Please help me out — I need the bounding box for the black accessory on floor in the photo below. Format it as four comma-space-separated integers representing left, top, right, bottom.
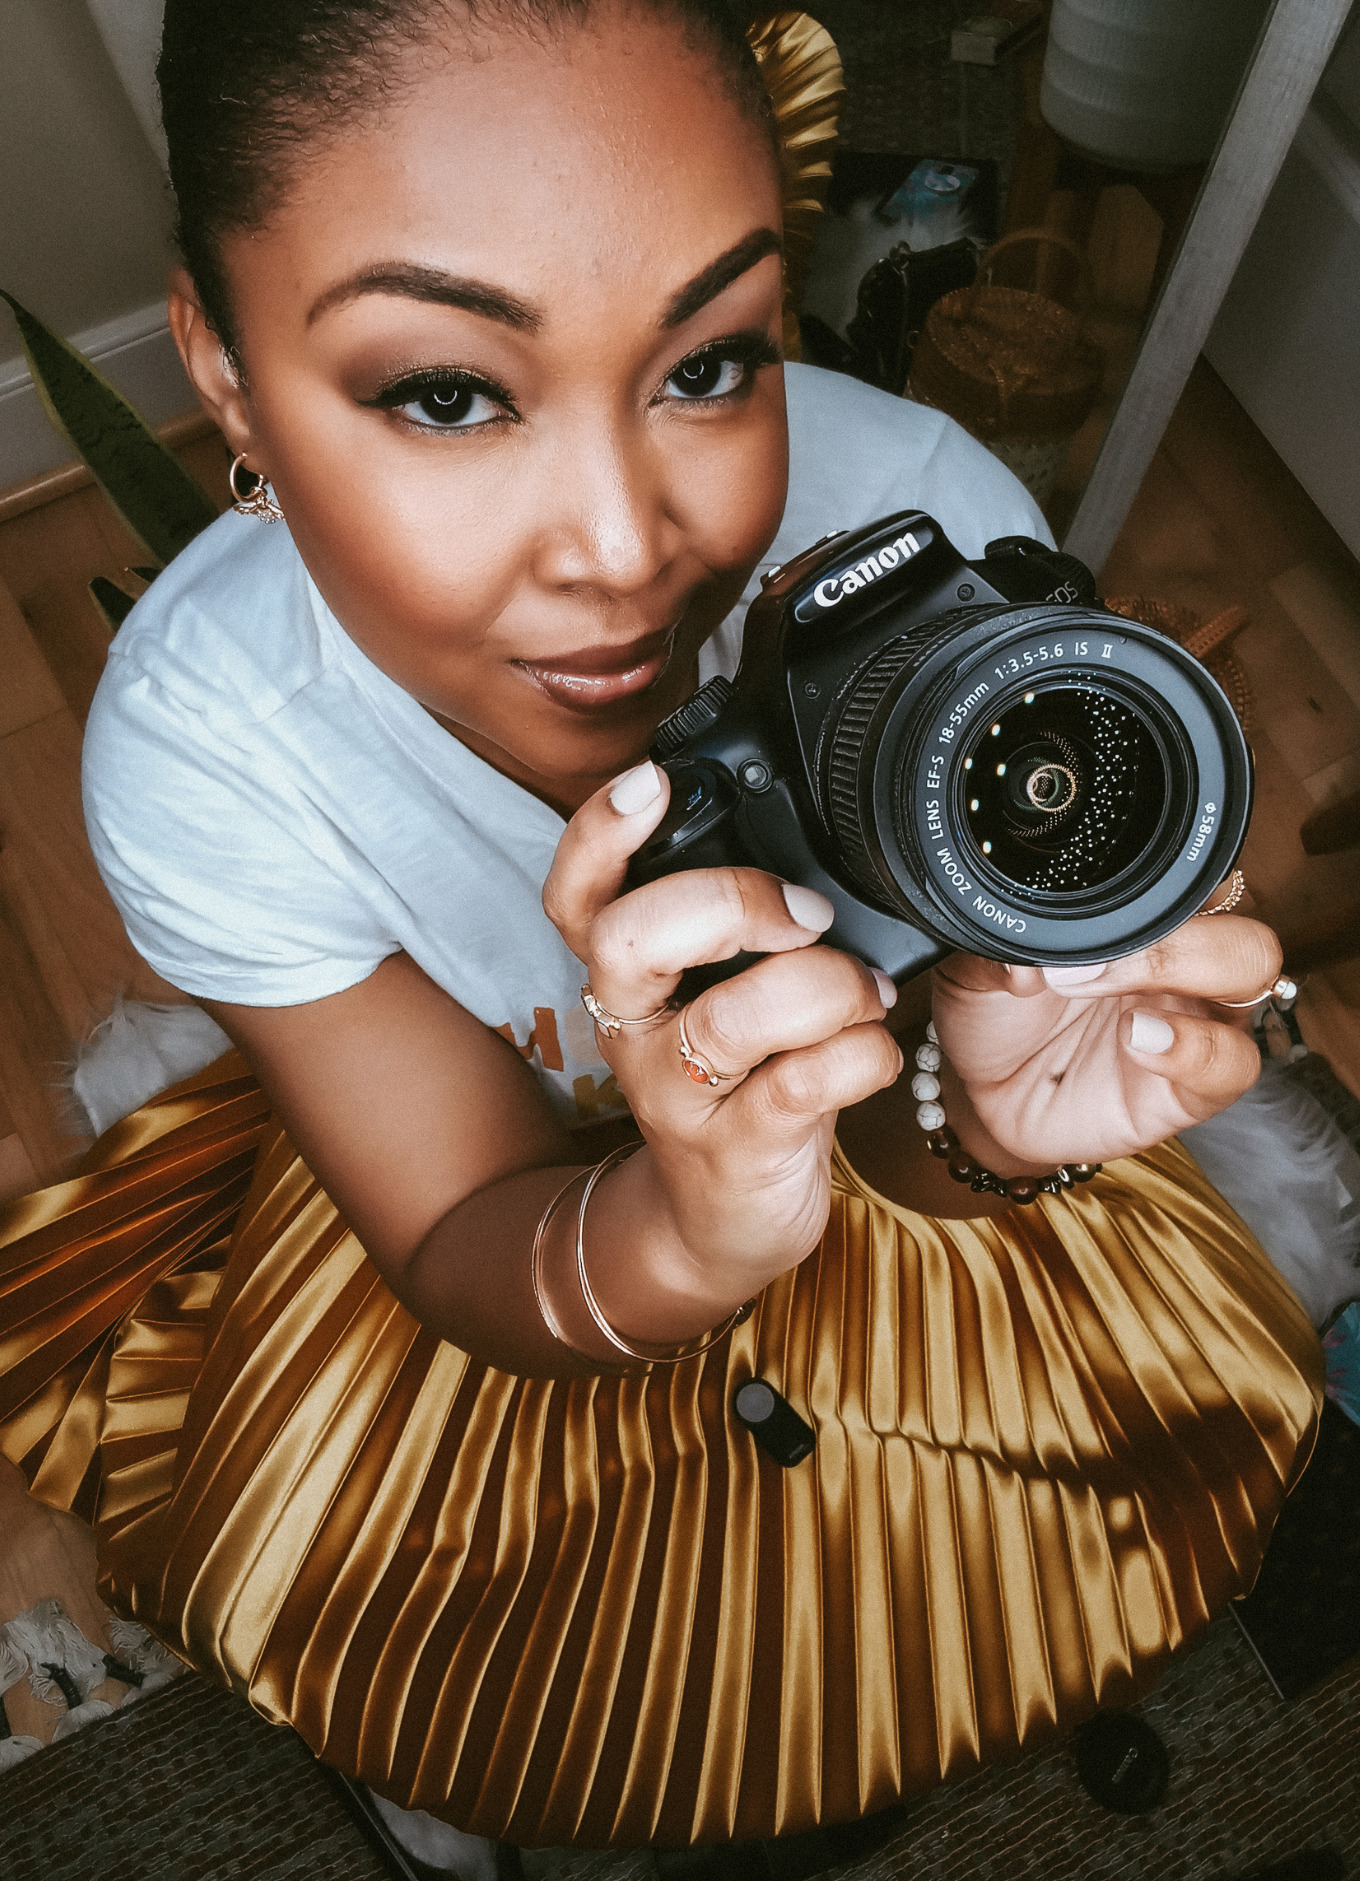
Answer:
844, 236, 980, 396
733, 1380, 816, 1467
1072, 1710, 1170, 1813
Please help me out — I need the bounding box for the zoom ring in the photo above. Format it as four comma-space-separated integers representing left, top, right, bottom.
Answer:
823, 625, 943, 896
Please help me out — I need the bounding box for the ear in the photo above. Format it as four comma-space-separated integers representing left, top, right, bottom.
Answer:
167, 268, 255, 461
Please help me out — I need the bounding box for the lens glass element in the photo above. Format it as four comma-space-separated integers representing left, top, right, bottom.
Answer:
961, 685, 1166, 894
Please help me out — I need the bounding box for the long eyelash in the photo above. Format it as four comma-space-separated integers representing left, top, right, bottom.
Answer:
366, 366, 518, 417
674, 331, 782, 380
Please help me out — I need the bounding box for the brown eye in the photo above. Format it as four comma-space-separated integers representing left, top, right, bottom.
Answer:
660, 334, 779, 404
373, 372, 514, 429
416, 383, 477, 424
669, 355, 727, 397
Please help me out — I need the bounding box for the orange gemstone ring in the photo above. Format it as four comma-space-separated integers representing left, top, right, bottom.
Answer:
677, 1006, 737, 1087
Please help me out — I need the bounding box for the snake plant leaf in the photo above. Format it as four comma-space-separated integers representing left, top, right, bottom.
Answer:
89, 576, 140, 634
2, 291, 217, 565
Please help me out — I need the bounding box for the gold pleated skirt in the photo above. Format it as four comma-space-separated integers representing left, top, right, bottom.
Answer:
0, 1054, 1322, 1846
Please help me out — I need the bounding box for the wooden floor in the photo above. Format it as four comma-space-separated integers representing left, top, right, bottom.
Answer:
0, 421, 233, 1198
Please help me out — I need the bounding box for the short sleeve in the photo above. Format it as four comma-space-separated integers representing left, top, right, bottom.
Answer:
83, 662, 394, 1007
780, 362, 1055, 562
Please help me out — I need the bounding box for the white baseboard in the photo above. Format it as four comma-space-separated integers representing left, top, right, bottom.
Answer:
0, 298, 195, 492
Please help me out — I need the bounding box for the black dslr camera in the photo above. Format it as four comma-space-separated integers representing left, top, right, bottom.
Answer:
628, 512, 1251, 984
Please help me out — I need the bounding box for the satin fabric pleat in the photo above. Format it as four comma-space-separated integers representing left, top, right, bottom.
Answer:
0, 1058, 268, 1511
0, 1053, 1321, 1844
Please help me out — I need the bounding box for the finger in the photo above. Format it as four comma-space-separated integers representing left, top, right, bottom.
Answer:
935, 953, 1050, 999
679, 947, 896, 1080
1037, 916, 1282, 1006
1122, 1007, 1262, 1123
587, 869, 835, 1015
740, 1022, 905, 1137
542, 760, 672, 956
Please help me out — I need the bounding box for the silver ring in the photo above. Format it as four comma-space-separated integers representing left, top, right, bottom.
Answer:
1216, 975, 1298, 1009
580, 984, 671, 1040
677, 1007, 737, 1087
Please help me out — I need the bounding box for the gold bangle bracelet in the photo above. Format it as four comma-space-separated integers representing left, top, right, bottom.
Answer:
529, 1168, 594, 1357
574, 1144, 751, 1365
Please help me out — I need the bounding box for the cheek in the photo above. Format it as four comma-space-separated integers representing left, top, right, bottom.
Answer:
675, 397, 790, 569
268, 430, 528, 658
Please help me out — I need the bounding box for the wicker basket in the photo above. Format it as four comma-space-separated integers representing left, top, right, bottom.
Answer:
1103, 595, 1253, 732
907, 229, 1102, 507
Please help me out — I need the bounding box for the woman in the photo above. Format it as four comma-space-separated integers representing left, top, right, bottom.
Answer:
0, 0, 1320, 1854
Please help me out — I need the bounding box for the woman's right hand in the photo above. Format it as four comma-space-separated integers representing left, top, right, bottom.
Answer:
542, 760, 903, 1343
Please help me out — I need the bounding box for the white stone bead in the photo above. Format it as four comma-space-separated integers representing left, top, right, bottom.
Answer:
916, 1100, 946, 1131
915, 1042, 942, 1072
926, 1019, 939, 1043
910, 1072, 941, 1102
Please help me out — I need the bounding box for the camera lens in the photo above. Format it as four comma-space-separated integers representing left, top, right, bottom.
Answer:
820, 601, 1250, 965
961, 686, 1165, 893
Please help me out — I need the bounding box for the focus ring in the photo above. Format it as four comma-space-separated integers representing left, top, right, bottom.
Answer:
823, 623, 949, 897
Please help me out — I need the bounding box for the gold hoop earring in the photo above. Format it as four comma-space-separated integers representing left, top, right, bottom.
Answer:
229, 453, 284, 523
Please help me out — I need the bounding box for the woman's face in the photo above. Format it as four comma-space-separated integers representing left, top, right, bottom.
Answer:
184, 6, 788, 812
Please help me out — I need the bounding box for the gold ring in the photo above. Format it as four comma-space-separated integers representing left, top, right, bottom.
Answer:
1198, 869, 1247, 916
580, 985, 671, 1040
677, 1007, 737, 1087
1216, 975, 1299, 1009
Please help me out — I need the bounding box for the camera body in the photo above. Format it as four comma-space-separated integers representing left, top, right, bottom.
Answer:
628, 512, 1252, 985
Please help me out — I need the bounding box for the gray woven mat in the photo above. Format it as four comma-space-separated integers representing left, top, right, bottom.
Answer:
0, 1675, 391, 1881
845, 1618, 1359, 1881
523, 1620, 1360, 1881
2, 1615, 1355, 1881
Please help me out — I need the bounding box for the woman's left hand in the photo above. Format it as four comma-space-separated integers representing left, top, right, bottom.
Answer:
931, 911, 1283, 1168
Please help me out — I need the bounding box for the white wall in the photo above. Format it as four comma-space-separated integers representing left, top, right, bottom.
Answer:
1206, 5, 1360, 561
0, 0, 192, 488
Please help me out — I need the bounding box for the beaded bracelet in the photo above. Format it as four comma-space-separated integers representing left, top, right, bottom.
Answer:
911, 1021, 1102, 1204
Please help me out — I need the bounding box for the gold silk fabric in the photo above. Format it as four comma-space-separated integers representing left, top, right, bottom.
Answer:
746, 14, 846, 361
0, 1055, 1322, 1846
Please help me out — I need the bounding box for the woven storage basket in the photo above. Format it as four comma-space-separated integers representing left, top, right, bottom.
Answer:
908, 229, 1102, 508
1104, 595, 1254, 733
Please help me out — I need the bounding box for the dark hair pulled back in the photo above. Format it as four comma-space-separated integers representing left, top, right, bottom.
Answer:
157, 0, 774, 358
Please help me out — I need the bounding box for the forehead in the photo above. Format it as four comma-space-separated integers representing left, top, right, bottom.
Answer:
232, 9, 782, 318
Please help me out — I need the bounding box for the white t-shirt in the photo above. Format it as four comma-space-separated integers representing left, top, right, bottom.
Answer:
83, 363, 1050, 1124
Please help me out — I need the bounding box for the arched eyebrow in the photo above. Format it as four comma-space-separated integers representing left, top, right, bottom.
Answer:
308, 266, 540, 330
661, 227, 783, 329
307, 227, 782, 332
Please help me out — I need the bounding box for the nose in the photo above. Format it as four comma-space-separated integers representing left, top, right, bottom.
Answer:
533, 411, 681, 600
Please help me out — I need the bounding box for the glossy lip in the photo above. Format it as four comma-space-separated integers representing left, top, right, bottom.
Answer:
515, 624, 678, 710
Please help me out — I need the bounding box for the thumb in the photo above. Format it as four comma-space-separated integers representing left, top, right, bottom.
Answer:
542, 760, 671, 953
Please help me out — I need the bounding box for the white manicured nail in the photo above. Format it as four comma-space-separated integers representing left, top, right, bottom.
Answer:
1129, 1011, 1175, 1054
871, 968, 898, 1008
608, 760, 661, 814
1043, 963, 1108, 986
781, 883, 835, 932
